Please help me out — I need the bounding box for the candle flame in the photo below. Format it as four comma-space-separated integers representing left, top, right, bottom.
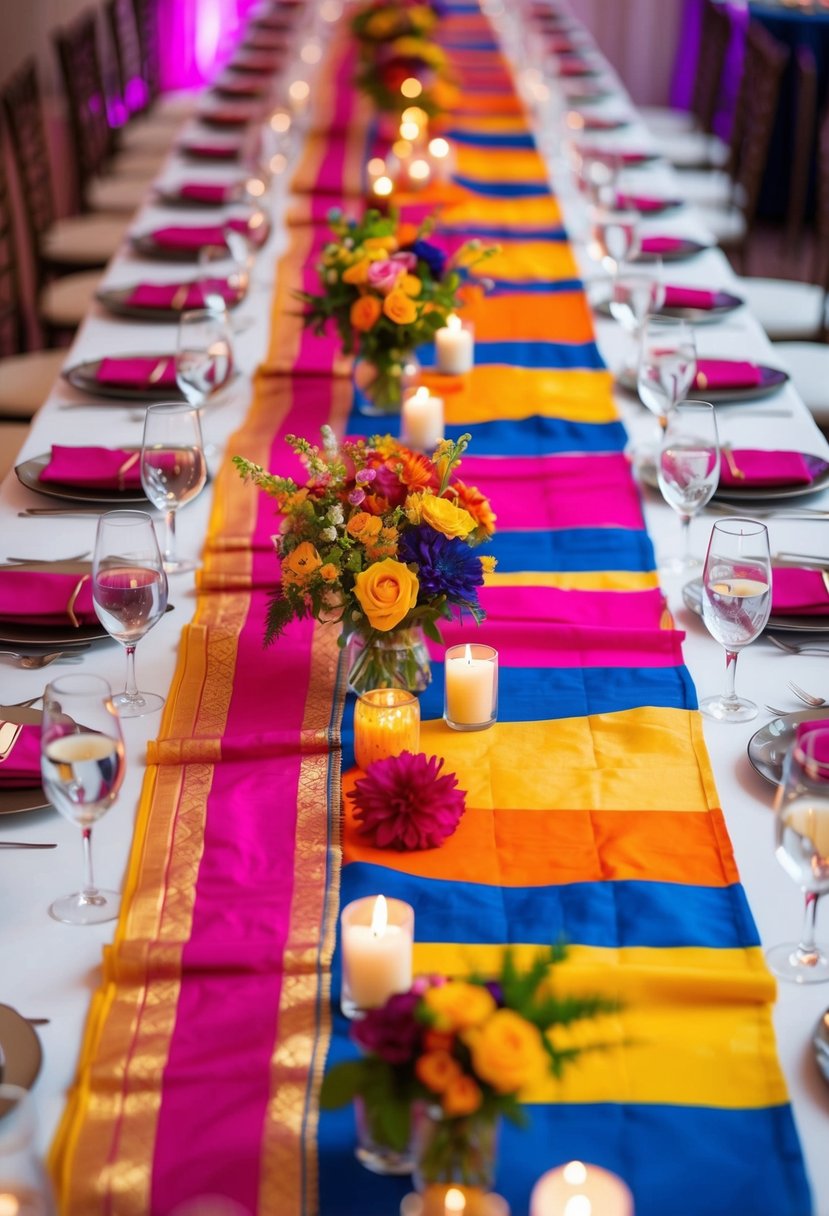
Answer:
464, 643, 473, 665
400, 120, 420, 140
373, 176, 394, 197
370, 894, 388, 937
563, 1161, 588, 1186
447, 313, 462, 333
444, 1189, 466, 1214
409, 158, 431, 182
392, 138, 413, 160
411, 386, 430, 405
400, 76, 423, 98
367, 156, 386, 176
429, 137, 450, 159
288, 79, 310, 103
563, 1197, 592, 1216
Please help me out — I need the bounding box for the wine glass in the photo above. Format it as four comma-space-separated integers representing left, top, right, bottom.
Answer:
768, 725, 829, 984
40, 673, 125, 924
700, 518, 771, 722
609, 262, 661, 370
175, 307, 234, 410
141, 402, 208, 574
637, 317, 697, 427
589, 206, 640, 274
657, 400, 720, 573
0, 1084, 56, 1211
92, 510, 169, 718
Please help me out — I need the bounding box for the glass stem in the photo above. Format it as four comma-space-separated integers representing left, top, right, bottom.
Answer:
165, 509, 177, 566
796, 891, 822, 966
81, 827, 98, 901
125, 644, 139, 702
681, 515, 691, 563
723, 648, 740, 705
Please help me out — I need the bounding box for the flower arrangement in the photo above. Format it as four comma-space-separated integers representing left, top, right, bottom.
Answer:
350, 0, 453, 117
295, 208, 489, 413
232, 429, 496, 690
320, 946, 619, 1186
350, 751, 466, 849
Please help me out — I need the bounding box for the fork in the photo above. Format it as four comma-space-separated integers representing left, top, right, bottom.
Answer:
4, 552, 90, 564
788, 681, 826, 708
0, 650, 86, 668
767, 635, 829, 657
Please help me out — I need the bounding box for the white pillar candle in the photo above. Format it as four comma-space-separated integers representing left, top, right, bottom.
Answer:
444, 643, 498, 731
530, 1162, 634, 1216
435, 315, 474, 375
340, 895, 414, 1017
402, 386, 444, 451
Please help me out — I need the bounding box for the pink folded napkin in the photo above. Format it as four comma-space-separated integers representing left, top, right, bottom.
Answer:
558, 59, 593, 76
0, 723, 41, 789
640, 236, 689, 254
794, 720, 829, 767
0, 569, 96, 627
125, 278, 241, 311
583, 148, 651, 165
663, 285, 717, 310
198, 107, 255, 127
617, 193, 678, 213
39, 445, 142, 490
96, 356, 177, 389
180, 141, 241, 159
146, 218, 267, 252
719, 449, 815, 489
772, 567, 829, 616
178, 183, 237, 204
228, 54, 281, 73
694, 359, 762, 391
217, 76, 271, 93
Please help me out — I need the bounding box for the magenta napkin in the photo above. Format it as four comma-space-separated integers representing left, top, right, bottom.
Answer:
178, 183, 237, 204
663, 285, 717, 310
39, 445, 142, 490
146, 218, 267, 252
772, 567, 829, 616
617, 194, 678, 213
794, 721, 829, 767
180, 141, 241, 159
217, 75, 271, 93
228, 53, 281, 73
96, 356, 177, 389
0, 569, 96, 627
694, 359, 762, 391
558, 59, 593, 76
125, 278, 241, 311
583, 148, 651, 165
0, 723, 41, 789
719, 449, 815, 489
640, 236, 688, 254
198, 107, 255, 127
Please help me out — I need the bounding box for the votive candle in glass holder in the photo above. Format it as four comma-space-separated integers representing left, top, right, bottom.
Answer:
401, 1187, 510, 1215
341, 894, 414, 1018
530, 1161, 634, 1216
435, 314, 474, 375
401, 386, 444, 452
444, 644, 498, 731
354, 688, 420, 770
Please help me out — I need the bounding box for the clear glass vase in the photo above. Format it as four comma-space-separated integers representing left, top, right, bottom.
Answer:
346, 624, 432, 694
354, 1096, 416, 1176
353, 351, 421, 416
413, 1105, 500, 1194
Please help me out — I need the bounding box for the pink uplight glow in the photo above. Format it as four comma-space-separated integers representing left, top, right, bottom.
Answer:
158, 0, 259, 89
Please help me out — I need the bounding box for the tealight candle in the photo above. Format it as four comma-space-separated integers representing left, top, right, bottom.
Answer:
341, 894, 414, 1018
400, 1186, 511, 1215
402, 386, 444, 451
354, 688, 420, 770
435, 315, 474, 375
444, 644, 498, 731
530, 1162, 634, 1216
366, 156, 388, 192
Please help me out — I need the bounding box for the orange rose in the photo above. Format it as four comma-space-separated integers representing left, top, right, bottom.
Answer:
383, 290, 417, 325
350, 295, 382, 332
400, 274, 422, 298
319, 563, 339, 582
342, 258, 372, 285
281, 541, 322, 587
450, 480, 497, 538
346, 511, 383, 543
443, 1075, 483, 1117
464, 1010, 548, 1095
353, 558, 419, 631
415, 1050, 461, 1094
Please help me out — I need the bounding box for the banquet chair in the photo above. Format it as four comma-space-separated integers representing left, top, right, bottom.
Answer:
53, 11, 165, 216
640, 0, 730, 138
0, 62, 119, 342
783, 46, 818, 256
104, 0, 188, 151
0, 423, 30, 481
131, 0, 199, 123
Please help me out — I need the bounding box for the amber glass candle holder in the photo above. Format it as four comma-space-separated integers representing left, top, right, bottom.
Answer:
354, 688, 420, 770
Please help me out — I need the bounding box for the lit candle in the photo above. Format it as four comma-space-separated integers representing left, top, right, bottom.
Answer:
340, 894, 414, 1018
372, 174, 394, 200
366, 156, 387, 192
444, 643, 498, 731
402, 386, 444, 451
354, 688, 420, 770
428, 136, 454, 181
408, 157, 432, 189
400, 1187, 510, 1216
530, 1162, 634, 1216
435, 315, 474, 375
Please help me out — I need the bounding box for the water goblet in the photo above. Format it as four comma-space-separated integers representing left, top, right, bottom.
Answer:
656, 400, 720, 573
197, 242, 246, 318
40, 673, 126, 924
589, 206, 640, 274
609, 262, 660, 370
0, 1083, 56, 1212
92, 510, 169, 718
637, 317, 697, 428
700, 517, 771, 722
175, 307, 234, 456
768, 725, 829, 983
141, 402, 208, 574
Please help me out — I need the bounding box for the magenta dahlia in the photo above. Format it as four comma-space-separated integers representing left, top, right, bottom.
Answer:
349, 751, 466, 850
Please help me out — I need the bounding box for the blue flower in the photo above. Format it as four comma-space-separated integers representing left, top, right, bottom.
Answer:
405, 239, 446, 281
399, 525, 483, 609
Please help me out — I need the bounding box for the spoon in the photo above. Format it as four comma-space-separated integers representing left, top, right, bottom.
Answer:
815, 1008, 829, 1085
767, 636, 829, 657
0, 650, 86, 668
788, 681, 826, 708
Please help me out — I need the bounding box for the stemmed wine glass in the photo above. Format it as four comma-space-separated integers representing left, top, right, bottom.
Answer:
92, 510, 169, 718
589, 207, 640, 274
609, 261, 663, 371
657, 400, 720, 573
141, 402, 208, 574
637, 318, 697, 427
700, 517, 772, 722
40, 673, 125, 924
176, 307, 234, 408
768, 725, 829, 983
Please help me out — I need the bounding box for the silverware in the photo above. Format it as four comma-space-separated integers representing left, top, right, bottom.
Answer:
0, 842, 57, 849
721, 445, 745, 481
788, 681, 826, 707
0, 650, 86, 668
17, 508, 112, 518
773, 552, 829, 568
815, 1009, 829, 1085
767, 635, 829, 657
727, 409, 794, 419
706, 502, 829, 519
4, 552, 90, 564
765, 704, 789, 716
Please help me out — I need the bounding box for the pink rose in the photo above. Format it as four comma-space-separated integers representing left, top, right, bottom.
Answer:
366, 259, 404, 295
391, 251, 417, 272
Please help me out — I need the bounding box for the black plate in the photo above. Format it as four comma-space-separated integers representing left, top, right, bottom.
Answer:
62, 355, 183, 402
617, 197, 684, 217
0, 707, 49, 816
154, 183, 244, 207
616, 363, 789, 403
15, 451, 148, 505
748, 708, 829, 786
636, 239, 711, 263
96, 283, 245, 322
225, 57, 281, 76
178, 142, 242, 161
714, 455, 829, 503
658, 289, 744, 323
131, 217, 270, 262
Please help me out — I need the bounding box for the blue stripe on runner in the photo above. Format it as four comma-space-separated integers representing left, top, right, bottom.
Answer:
486, 527, 655, 573
344, 410, 628, 455
417, 339, 605, 370
447, 129, 537, 149
452, 175, 550, 197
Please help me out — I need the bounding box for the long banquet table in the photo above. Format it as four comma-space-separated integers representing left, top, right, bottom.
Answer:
0, 2, 827, 1213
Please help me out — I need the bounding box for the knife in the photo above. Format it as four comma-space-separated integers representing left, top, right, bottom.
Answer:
0, 842, 58, 849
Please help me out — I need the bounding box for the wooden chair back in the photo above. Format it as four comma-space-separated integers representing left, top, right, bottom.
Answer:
131, 0, 161, 109
0, 60, 57, 281
53, 11, 113, 211
732, 22, 789, 240
0, 124, 25, 357
785, 45, 818, 256
105, 0, 149, 117
691, 1, 732, 135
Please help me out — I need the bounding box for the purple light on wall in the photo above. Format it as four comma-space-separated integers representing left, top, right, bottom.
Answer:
157, 0, 249, 89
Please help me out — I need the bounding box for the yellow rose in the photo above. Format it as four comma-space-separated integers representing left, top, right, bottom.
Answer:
421, 494, 475, 540
350, 295, 382, 333
353, 558, 419, 631
363, 235, 398, 252
443, 1075, 483, 1117
342, 259, 372, 285
383, 290, 418, 325
346, 511, 383, 543
464, 1010, 548, 1095
415, 1050, 461, 1095
423, 982, 496, 1033
400, 274, 422, 298
281, 541, 322, 587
